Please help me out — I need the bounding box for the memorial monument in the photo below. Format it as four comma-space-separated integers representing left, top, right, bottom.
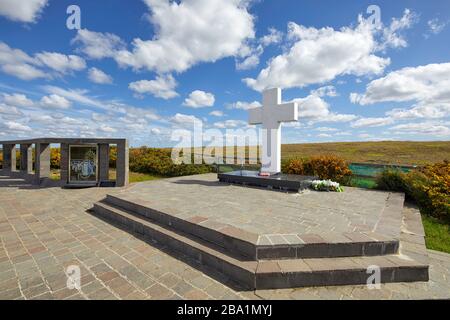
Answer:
218, 88, 316, 191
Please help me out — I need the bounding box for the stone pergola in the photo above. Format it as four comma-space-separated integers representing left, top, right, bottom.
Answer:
0, 138, 129, 187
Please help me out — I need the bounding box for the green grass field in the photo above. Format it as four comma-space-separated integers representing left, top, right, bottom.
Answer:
422, 216, 450, 254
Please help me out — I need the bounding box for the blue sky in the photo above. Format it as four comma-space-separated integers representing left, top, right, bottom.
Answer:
0, 0, 449, 147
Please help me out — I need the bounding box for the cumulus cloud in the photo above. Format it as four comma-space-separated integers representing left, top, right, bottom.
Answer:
72, 29, 126, 59
0, 42, 86, 80
170, 113, 202, 126
377, 9, 418, 51
35, 52, 86, 73
390, 122, 450, 136
0, 0, 48, 23
226, 101, 261, 110
350, 117, 394, 128
209, 110, 224, 117
4, 120, 32, 132
350, 62, 450, 120
236, 27, 283, 70
2, 93, 34, 107
291, 94, 356, 123
88, 67, 113, 84
128, 74, 178, 99
244, 19, 390, 91
183, 90, 215, 108
40, 94, 72, 109
0, 42, 46, 80
74, 0, 254, 74
213, 119, 247, 129
310, 85, 338, 97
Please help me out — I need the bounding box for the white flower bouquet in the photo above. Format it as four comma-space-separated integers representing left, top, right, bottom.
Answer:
311, 179, 344, 192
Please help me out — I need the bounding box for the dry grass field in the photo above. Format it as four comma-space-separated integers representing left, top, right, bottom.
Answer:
281, 141, 450, 165
187, 140, 449, 166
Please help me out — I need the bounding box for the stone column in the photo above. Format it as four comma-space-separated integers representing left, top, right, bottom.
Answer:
35, 143, 50, 184
116, 140, 129, 187
3, 144, 16, 172
20, 144, 33, 174
98, 143, 110, 182
60, 143, 69, 183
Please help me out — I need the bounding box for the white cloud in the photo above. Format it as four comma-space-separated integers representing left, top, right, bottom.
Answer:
427, 18, 448, 35
88, 67, 113, 84
317, 133, 332, 138
151, 128, 161, 135
72, 29, 126, 59
310, 85, 337, 97
112, 0, 255, 73
351, 62, 450, 120
183, 90, 215, 108
40, 94, 72, 109
0, 42, 87, 80
236, 27, 282, 70
0, 42, 46, 80
226, 101, 261, 110
35, 52, 86, 73
0, 103, 23, 116
209, 110, 224, 117
378, 9, 418, 51
214, 119, 247, 129
170, 113, 202, 126
244, 19, 390, 91
4, 120, 31, 132
128, 74, 178, 99
390, 122, 450, 136
99, 125, 117, 133
42, 85, 105, 109
350, 117, 394, 128
316, 127, 338, 132
2, 93, 34, 107
0, 0, 48, 23
260, 27, 283, 46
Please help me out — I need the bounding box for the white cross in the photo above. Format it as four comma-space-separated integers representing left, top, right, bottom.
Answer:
248, 88, 298, 174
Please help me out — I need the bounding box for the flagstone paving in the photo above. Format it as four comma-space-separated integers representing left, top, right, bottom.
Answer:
0, 173, 449, 300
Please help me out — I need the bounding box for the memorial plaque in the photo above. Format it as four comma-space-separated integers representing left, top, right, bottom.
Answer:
69, 145, 97, 183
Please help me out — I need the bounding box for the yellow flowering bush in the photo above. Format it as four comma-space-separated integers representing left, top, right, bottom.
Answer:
282, 154, 353, 183
377, 160, 450, 220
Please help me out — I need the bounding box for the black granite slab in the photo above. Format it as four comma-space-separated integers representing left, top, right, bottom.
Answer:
218, 170, 317, 192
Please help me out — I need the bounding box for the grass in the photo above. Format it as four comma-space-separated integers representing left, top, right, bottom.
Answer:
348, 176, 378, 189
128, 171, 161, 183
422, 215, 450, 254
281, 141, 450, 166
184, 141, 449, 166
48, 169, 161, 184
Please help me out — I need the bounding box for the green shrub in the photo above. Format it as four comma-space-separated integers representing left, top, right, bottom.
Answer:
376, 161, 450, 221
375, 169, 406, 192
129, 147, 213, 177
282, 154, 352, 183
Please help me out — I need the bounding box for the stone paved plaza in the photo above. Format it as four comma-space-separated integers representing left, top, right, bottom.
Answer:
0, 173, 449, 300
115, 174, 391, 236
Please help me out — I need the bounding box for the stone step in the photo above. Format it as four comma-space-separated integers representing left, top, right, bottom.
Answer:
93, 201, 257, 288
92, 201, 428, 289
102, 194, 400, 260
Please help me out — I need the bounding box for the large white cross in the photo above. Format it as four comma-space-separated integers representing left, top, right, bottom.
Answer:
248, 88, 298, 174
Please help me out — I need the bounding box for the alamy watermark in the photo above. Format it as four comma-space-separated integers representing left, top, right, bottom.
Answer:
66, 265, 81, 290
366, 265, 381, 289
66, 5, 81, 30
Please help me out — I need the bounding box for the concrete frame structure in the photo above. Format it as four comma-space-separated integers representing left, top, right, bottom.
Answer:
0, 138, 128, 187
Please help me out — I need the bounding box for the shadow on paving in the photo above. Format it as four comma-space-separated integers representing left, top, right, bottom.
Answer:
87, 208, 251, 292
171, 179, 229, 187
